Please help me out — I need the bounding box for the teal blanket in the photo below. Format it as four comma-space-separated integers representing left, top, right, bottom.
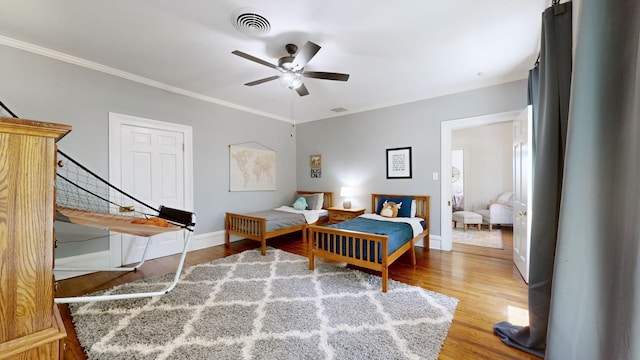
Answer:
325, 217, 417, 262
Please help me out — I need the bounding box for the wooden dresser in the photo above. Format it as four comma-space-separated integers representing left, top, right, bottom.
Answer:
0, 117, 71, 359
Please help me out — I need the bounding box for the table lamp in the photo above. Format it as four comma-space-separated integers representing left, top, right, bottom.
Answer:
340, 186, 354, 209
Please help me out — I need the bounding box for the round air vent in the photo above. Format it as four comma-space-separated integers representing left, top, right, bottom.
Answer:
232, 8, 270, 36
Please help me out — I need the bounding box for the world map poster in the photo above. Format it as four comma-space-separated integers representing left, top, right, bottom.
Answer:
229, 144, 276, 191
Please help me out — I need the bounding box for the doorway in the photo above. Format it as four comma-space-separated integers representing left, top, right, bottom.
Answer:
440, 110, 520, 253
108, 113, 193, 267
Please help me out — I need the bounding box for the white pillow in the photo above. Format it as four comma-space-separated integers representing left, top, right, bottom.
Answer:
411, 200, 416, 217
297, 192, 324, 210
497, 192, 514, 203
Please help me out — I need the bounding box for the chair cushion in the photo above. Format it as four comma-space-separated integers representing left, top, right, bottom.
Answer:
473, 209, 490, 223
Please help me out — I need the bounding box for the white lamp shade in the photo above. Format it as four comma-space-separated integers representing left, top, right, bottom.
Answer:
340, 186, 354, 209
340, 186, 354, 197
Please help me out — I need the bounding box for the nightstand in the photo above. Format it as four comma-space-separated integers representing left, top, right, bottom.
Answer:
327, 207, 365, 224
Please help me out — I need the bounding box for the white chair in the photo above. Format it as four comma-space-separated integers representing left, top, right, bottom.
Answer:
472, 192, 514, 231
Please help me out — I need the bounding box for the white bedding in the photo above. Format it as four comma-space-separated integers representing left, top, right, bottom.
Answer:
273, 206, 328, 224
358, 213, 425, 237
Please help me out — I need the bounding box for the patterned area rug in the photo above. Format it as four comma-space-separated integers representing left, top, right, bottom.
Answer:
69, 248, 458, 360
452, 227, 503, 249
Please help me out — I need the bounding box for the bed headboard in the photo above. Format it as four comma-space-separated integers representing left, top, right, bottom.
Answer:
370, 194, 430, 223
297, 191, 334, 209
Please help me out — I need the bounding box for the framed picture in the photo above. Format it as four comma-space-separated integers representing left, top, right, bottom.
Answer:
310, 154, 322, 168
386, 147, 412, 179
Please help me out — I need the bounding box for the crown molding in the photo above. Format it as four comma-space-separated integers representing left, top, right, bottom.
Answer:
0, 35, 288, 122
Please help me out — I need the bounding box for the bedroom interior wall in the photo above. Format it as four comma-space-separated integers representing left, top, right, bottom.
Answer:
0, 44, 297, 258
296, 79, 528, 240
452, 121, 514, 211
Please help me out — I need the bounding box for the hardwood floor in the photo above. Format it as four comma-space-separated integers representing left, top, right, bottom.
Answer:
56, 228, 536, 359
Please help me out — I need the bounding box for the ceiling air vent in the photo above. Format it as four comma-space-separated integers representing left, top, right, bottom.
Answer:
232, 8, 270, 36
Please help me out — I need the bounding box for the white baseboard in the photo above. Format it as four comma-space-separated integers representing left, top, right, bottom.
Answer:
54, 231, 227, 281
54, 250, 110, 280
54, 231, 445, 281
429, 235, 442, 250
191, 230, 445, 251
190, 230, 226, 251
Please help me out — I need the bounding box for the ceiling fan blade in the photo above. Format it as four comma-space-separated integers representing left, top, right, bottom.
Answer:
302, 71, 350, 81
232, 50, 277, 69
296, 83, 309, 96
291, 41, 321, 71
244, 75, 279, 86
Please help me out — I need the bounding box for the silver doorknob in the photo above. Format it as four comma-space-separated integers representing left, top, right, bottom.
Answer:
518, 210, 527, 216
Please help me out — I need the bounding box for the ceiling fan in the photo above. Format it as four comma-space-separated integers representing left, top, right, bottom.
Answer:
232, 41, 350, 97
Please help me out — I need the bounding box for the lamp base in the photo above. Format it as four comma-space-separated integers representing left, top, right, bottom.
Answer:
343, 200, 351, 209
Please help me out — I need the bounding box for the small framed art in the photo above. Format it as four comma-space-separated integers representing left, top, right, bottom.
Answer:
310, 154, 322, 168
310, 154, 322, 178
386, 147, 412, 179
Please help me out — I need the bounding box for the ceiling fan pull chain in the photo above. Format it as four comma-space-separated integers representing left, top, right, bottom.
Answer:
290, 92, 295, 138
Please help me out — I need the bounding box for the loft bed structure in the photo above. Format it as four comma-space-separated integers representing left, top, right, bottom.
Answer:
53, 150, 196, 303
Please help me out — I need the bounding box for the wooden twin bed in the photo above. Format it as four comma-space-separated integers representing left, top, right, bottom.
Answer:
225, 191, 333, 255
307, 194, 430, 292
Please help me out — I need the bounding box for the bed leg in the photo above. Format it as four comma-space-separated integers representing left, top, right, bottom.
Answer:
382, 266, 389, 293
410, 245, 417, 266
308, 231, 315, 270
261, 241, 266, 256
224, 215, 230, 248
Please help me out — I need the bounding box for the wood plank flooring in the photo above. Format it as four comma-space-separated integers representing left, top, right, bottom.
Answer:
56, 228, 536, 359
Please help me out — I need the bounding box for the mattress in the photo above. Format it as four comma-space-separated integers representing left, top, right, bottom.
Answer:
247, 209, 328, 232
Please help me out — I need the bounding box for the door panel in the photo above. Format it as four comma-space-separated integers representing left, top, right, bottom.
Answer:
513, 106, 532, 283
120, 124, 185, 264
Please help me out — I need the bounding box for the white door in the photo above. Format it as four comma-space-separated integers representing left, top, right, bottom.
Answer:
513, 106, 532, 283
120, 124, 185, 264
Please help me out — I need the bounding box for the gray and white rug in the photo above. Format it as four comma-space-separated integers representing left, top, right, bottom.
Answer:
70, 248, 458, 360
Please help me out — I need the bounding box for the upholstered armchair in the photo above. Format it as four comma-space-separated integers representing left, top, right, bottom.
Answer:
472, 192, 514, 231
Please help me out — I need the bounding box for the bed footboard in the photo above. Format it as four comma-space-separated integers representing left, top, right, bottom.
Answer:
225, 212, 268, 254
308, 224, 417, 292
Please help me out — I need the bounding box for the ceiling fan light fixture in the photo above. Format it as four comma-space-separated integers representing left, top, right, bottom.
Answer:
280, 72, 303, 90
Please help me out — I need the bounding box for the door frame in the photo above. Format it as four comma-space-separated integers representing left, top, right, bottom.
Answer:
108, 112, 194, 267
440, 110, 521, 251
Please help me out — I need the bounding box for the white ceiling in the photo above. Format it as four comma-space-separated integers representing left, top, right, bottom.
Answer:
0, 1, 548, 123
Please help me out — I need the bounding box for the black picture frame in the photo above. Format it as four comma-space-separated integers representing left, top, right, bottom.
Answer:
386, 147, 412, 179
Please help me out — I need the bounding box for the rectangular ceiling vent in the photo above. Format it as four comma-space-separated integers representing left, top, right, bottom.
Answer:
330, 107, 349, 113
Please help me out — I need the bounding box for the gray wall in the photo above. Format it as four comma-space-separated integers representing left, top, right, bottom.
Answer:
0, 44, 297, 257
296, 80, 528, 237
1, 43, 528, 255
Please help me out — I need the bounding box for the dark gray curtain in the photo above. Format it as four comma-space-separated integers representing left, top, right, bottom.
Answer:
494, 1, 573, 358
546, 0, 640, 358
